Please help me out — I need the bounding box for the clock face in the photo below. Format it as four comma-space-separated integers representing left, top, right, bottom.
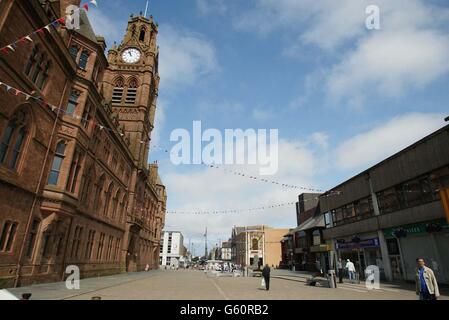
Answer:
122, 48, 141, 64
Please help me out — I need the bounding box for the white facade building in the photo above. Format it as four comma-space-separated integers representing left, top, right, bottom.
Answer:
159, 231, 186, 267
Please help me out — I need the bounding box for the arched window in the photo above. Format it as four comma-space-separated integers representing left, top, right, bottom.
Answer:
79, 50, 89, 69
111, 190, 120, 220
24, 46, 51, 90
24, 46, 39, 77
104, 183, 114, 216
112, 77, 125, 104
139, 28, 146, 42
81, 166, 94, 204
125, 78, 138, 104
94, 175, 105, 212
0, 108, 31, 170
48, 141, 66, 185
37, 61, 51, 90
66, 148, 83, 193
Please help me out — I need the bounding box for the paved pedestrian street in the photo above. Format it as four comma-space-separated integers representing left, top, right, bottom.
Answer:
6, 269, 449, 300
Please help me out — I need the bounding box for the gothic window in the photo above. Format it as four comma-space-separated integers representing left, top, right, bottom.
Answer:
97, 232, 105, 260
27, 51, 51, 89
104, 183, 114, 216
112, 78, 125, 104
125, 78, 138, 104
69, 45, 79, 61
26, 219, 40, 258
94, 175, 105, 212
0, 108, 31, 171
81, 101, 92, 129
66, 90, 80, 115
139, 28, 146, 42
0, 220, 18, 253
85, 230, 96, 259
70, 226, 83, 258
111, 190, 120, 220
24, 45, 39, 77
79, 50, 89, 69
81, 166, 94, 204
48, 141, 66, 185
66, 149, 83, 193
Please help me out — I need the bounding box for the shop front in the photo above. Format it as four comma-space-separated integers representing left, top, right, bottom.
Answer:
335, 235, 384, 280
383, 219, 449, 284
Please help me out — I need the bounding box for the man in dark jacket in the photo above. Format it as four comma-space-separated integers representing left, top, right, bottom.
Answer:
262, 264, 271, 291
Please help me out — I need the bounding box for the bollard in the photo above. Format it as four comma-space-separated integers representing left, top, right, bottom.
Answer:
328, 270, 336, 288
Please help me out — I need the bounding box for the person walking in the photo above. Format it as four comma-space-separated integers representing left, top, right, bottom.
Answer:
345, 259, 356, 281
415, 258, 440, 300
262, 264, 271, 291
337, 258, 344, 283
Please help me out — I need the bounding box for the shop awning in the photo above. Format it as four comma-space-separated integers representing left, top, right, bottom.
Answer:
292, 215, 325, 233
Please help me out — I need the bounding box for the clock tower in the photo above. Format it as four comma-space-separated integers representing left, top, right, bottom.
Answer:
103, 13, 159, 168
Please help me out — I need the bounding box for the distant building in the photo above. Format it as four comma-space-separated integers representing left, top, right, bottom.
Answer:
159, 231, 186, 267
231, 226, 288, 269
221, 241, 232, 261
319, 124, 449, 283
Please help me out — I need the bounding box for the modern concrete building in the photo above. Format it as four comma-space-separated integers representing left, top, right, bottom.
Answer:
319, 124, 449, 283
159, 231, 186, 267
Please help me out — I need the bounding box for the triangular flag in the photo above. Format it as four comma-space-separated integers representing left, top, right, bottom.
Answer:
83, 3, 89, 11
5, 85, 11, 91
51, 105, 57, 111
90, 0, 98, 6
57, 17, 65, 24
14, 89, 20, 96
1, 48, 8, 55
7, 45, 15, 52
99, 125, 104, 130
25, 94, 31, 101
44, 25, 52, 32
36, 28, 45, 34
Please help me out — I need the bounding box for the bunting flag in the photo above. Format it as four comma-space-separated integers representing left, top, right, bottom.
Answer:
166, 201, 298, 215
0, 1, 99, 55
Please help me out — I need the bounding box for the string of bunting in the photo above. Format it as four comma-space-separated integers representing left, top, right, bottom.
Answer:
0, 0, 98, 55
0, 79, 343, 195
147, 144, 336, 193
166, 201, 297, 215
0, 80, 126, 135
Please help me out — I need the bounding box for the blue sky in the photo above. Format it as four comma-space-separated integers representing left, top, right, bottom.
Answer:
88, 0, 449, 254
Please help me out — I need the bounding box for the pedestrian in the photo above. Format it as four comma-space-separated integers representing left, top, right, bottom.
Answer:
262, 264, 271, 291
345, 259, 356, 281
337, 258, 344, 283
415, 258, 440, 300
145, 264, 150, 272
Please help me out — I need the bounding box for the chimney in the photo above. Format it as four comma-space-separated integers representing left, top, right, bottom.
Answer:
59, 0, 82, 18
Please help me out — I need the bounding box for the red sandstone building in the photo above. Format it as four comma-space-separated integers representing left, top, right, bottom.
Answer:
0, 0, 166, 287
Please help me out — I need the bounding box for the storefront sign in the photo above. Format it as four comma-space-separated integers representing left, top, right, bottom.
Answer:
383, 219, 449, 238
335, 238, 380, 251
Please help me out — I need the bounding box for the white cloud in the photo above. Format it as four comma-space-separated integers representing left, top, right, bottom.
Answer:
196, 0, 228, 16
163, 136, 326, 245
237, 0, 449, 106
158, 25, 219, 90
251, 108, 275, 122
335, 113, 446, 171
88, 8, 126, 46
